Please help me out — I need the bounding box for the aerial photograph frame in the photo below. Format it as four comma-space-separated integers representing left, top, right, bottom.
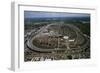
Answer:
11, 2, 97, 71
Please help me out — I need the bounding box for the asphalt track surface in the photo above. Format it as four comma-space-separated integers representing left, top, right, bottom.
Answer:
26, 22, 89, 52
